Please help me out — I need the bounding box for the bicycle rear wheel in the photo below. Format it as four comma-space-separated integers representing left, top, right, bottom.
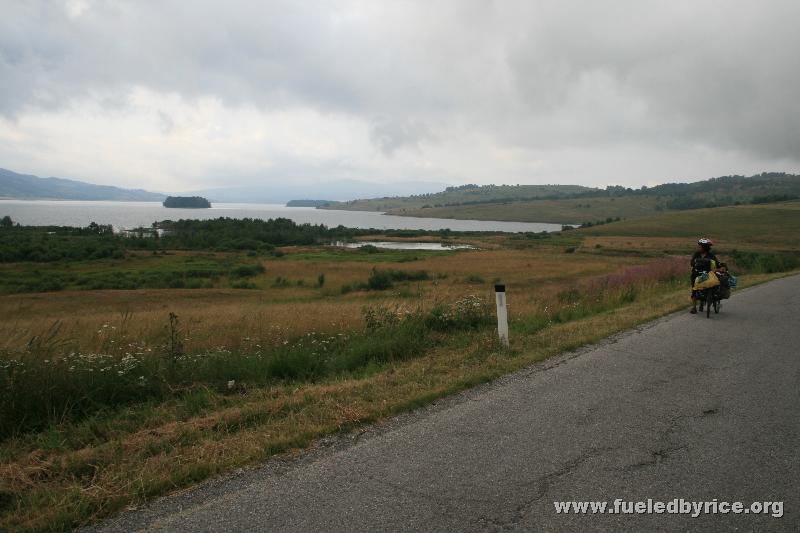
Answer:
706, 290, 713, 318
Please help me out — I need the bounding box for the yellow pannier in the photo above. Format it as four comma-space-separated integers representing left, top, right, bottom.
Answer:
693, 271, 720, 290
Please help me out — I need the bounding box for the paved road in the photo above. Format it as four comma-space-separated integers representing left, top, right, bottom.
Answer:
92, 275, 800, 532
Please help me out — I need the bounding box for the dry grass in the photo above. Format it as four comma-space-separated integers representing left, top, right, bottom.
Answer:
0, 289, 364, 354
0, 247, 641, 352
577, 235, 786, 256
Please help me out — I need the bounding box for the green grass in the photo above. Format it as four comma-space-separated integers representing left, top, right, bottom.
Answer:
338, 268, 431, 293
0, 254, 266, 294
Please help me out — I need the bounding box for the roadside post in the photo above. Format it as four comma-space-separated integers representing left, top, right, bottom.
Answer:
495, 283, 509, 347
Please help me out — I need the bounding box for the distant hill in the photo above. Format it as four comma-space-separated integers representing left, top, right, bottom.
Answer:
0, 168, 165, 201
328, 173, 800, 224
187, 180, 449, 203
322, 184, 599, 212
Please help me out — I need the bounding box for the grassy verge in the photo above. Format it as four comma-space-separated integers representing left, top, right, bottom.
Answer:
0, 295, 489, 438
2, 265, 794, 532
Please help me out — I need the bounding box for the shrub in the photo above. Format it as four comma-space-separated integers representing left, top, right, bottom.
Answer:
231, 280, 257, 289
729, 250, 799, 274
426, 295, 492, 331
362, 304, 410, 331
231, 264, 266, 278
366, 268, 429, 291
618, 285, 638, 303
367, 269, 393, 290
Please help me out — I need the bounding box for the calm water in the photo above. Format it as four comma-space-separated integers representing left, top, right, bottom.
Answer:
0, 200, 563, 233
334, 241, 475, 251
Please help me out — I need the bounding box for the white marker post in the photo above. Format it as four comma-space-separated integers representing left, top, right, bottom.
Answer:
495, 283, 509, 348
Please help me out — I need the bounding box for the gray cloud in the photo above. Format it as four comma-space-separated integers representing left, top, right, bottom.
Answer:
156, 110, 174, 134
1, 0, 798, 189
369, 117, 434, 155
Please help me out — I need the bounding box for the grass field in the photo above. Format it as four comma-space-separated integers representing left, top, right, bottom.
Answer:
1, 203, 799, 532
322, 184, 596, 212
389, 195, 664, 224
576, 201, 800, 249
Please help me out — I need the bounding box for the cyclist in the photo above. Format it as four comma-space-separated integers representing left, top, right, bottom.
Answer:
690, 238, 719, 314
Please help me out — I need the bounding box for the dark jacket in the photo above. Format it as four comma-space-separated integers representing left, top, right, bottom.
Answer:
691, 250, 719, 278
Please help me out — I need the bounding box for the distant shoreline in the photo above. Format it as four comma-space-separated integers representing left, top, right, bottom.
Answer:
0, 200, 565, 233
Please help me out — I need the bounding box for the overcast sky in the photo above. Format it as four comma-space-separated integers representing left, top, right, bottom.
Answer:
1, 0, 799, 192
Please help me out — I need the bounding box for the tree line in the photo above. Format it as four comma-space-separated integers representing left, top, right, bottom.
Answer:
0, 216, 459, 262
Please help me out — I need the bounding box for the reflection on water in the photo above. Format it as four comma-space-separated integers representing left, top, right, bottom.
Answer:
332, 241, 475, 251
0, 200, 565, 234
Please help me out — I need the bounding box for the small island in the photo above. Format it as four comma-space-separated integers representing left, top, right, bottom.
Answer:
163, 196, 211, 208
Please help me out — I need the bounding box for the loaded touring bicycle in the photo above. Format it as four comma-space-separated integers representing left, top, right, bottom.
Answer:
693, 259, 736, 318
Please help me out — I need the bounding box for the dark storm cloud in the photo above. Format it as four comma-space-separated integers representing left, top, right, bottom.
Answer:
1, 0, 799, 187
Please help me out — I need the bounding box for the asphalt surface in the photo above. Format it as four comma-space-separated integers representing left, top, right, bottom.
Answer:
89, 275, 800, 532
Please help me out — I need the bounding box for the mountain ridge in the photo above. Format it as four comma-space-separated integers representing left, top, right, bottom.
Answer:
0, 168, 166, 201
0, 167, 449, 203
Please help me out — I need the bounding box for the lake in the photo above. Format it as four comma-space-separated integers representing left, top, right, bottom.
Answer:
0, 200, 564, 233
333, 241, 475, 251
